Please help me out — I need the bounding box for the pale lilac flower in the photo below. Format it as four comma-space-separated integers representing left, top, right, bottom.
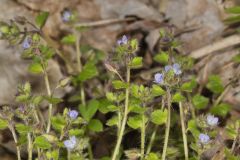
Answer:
62, 10, 71, 22
68, 110, 78, 120
64, 136, 77, 150
199, 133, 210, 144
173, 63, 182, 75
22, 38, 31, 49
117, 35, 128, 45
207, 115, 219, 126
164, 65, 172, 72
154, 73, 164, 84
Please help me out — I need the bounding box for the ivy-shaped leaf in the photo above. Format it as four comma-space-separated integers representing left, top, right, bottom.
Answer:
88, 119, 103, 132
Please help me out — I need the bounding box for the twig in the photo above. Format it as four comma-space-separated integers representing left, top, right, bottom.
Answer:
74, 17, 136, 28
190, 34, 240, 59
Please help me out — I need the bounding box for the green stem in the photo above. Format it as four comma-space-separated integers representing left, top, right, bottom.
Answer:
67, 149, 71, 160
44, 72, 53, 134
88, 144, 94, 160
179, 102, 189, 160
141, 112, 145, 160
80, 83, 86, 106
76, 33, 82, 72
162, 88, 171, 160
231, 123, 239, 153
117, 110, 121, 136
111, 67, 131, 160
146, 125, 158, 155
9, 125, 21, 160
27, 133, 33, 160
214, 85, 230, 107
187, 93, 196, 120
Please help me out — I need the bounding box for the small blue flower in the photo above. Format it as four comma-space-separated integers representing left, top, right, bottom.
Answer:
154, 73, 164, 84
68, 110, 78, 120
199, 133, 210, 144
22, 38, 31, 49
64, 136, 77, 150
207, 115, 218, 126
117, 35, 128, 45
173, 63, 182, 75
62, 10, 72, 22
164, 65, 172, 72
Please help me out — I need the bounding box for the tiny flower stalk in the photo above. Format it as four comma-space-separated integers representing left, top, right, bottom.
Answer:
140, 104, 146, 160
162, 88, 171, 160
179, 102, 189, 160
27, 133, 33, 160
44, 69, 53, 133
9, 124, 21, 160
111, 66, 131, 160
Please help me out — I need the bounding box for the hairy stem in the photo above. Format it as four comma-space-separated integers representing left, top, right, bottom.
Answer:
44, 71, 53, 133
231, 123, 239, 153
67, 150, 71, 160
9, 125, 21, 160
88, 144, 94, 160
179, 102, 189, 160
146, 125, 158, 155
111, 67, 131, 160
141, 111, 145, 160
27, 133, 33, 160
162, 88, 171, 160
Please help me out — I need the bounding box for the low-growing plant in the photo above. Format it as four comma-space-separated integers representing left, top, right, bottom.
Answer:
0, 9, 239, 160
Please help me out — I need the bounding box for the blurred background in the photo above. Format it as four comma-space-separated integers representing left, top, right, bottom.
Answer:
0, 0, 240, 159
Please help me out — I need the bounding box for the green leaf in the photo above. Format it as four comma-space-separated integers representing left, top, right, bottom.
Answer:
32, 96, 43, 105
181, 78, 197, 92
88, 119, 103, 132
127, 115, 143, 129
15, 124, 32, 135
51, 116, 66, 132
130, 39, 138, 51
28, 62, 43, 74
79, 100, 99, 121
210, 103, 231, 117
61, 34, 76, 44
112, 80, 128, 89
152, 84, 165, 97
129, 57, 143, 69
39, 45, 55, 60
106, 92, 117, 102
44, 96, 63, 105
0, 119, 8, 130
69, 129, 84, 136
98, 98, 112, 114
16, 94, 29, 103
129, 105, 145, 114
35, 12, 49, 29
34, 136, 51, 149
187, 119, 200, 139
192, 94, 209, 110
153, 52, 169, 64
225, 15, 240, 24
146, 153, 159, 160
172, 92, 185, 102
46, 150, 59, 160
42, 134, 58, 143
77, 62, 98, 82
226, 121, 239, 140
106, 116, 119, 126
206, 75, 224, 94
225, 6, 240, 14
151, 109, 168, 125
